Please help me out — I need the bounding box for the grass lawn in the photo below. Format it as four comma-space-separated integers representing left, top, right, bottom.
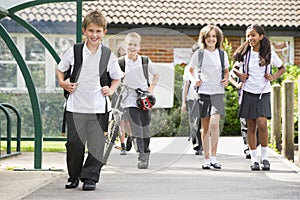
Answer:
1, 141, 66, 152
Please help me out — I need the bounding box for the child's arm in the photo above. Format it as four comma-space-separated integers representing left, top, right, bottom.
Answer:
233, 64, 248, 83
56, 69, 78, 94
264, 65, 286, 81
229, 73, 243, 89
221, 68, 229, 87
188, 67, 202, 87
101, 79, 121, 97
148, 73, 159, 93
181, 81, 190, 113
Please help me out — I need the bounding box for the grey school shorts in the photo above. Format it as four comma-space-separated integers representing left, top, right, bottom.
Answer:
198, 93, 225, 117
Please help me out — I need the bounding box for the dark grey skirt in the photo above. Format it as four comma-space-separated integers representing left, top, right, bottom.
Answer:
198, 94, 225, 118
238, 91, 271, 119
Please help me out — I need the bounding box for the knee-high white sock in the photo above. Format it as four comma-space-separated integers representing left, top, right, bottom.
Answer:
261, 146, 268, 161
250, 149, 258, 164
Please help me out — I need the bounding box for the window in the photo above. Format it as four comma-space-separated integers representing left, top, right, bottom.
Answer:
0, 37, 17, 88
270, 37, 294, 65
241, 36, 294, 65
25, 37, 46, 88
54, 37, 75, 88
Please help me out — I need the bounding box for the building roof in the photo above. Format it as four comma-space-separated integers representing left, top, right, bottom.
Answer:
14, 0, 299, 28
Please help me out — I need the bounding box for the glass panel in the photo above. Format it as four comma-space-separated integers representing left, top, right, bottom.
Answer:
25, 37, 45, 61
28, 64, 45, 88
0, 63, 17, 87
271, 40, 290, 64
0, 37, 17, 61
55, 37, 75, 87
55, 37, 75, 57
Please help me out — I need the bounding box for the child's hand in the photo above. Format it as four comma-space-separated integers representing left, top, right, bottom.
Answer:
221, 79, 228, 87
61, 78, 78, 94
239, 73, 249, 82
101, 86, 112, 96
181, 103, 186, 113
264, 73, 274, 81
194, 78, 202, 87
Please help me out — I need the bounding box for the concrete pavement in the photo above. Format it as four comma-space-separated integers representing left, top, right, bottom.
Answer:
1, 137, 300, 200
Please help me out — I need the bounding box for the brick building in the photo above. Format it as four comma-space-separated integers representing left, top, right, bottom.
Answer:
0, 0, 299, 91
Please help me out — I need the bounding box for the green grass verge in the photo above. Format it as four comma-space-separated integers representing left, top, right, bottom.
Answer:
1, 141, 66, 152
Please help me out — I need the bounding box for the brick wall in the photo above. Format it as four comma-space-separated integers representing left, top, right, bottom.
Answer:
132, 35, 300, 65
140, 35, 196, 63
295, 37, 300, 65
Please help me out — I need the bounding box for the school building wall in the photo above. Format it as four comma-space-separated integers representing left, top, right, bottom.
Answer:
132, 35, 300, 65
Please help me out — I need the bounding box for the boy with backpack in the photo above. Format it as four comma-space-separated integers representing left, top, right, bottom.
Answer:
120, 32, 159, 169
56, 10, 123, 190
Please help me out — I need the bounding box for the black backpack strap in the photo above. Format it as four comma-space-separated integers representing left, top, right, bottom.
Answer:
63, 43, 84, 98
218, 49, 225, 79
70, 43, 84, 83
118, 56, 126, 72
141, 56, 150, 87
99, 45, 112, 87
62, 42, 84, 134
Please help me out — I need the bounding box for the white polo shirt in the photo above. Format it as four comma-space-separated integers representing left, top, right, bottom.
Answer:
235, 50, 282, 94
189, 49, 229, 95
57, 42, 123, 113
122, 55, 158, 108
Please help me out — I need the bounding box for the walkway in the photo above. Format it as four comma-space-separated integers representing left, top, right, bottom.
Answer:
1, 137, 300, 200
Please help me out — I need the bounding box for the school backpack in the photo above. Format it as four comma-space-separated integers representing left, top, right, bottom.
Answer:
61, 42, 112, 133
63, 43, 112, 98
197, 48, 225, 79
118, 56, 150, 87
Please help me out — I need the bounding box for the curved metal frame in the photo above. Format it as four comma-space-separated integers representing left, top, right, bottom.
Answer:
0, 0, 90, 169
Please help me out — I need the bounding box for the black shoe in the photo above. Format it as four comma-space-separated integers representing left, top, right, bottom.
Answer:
138, 160, 148, 169
210, 162, 222, 169
202, 163, 211, 170
82, 179, 96, 191
126, 136, 133, 151
244, 147, 251, 159
195, 150, 203, 155
251, 162, 260, 171
261, 159, 270, 171
137, 153, 148, 169
65, 177, 79, 189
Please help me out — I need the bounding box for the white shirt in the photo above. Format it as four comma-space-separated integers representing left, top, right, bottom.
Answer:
183, 65, 198, 100
189, 49, 229, 95
57, 42, 123, 113
123, 55, 158, 108
236, 50, 282, 94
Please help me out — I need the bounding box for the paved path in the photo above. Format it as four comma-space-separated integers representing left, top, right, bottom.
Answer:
1, 137, 300, 200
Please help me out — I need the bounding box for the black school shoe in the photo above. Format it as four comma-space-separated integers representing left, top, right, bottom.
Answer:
126, 136, 133, 151
65, 177, 79, 189
82, 179, 96, 191
210, 162, 222, 169
261, 159, 270, 171
202, 163, 211, 170
244, 147, 251, 159
250, 162, 260, 171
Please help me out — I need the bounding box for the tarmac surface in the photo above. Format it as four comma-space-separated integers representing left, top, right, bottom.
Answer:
1, 137, 300, 200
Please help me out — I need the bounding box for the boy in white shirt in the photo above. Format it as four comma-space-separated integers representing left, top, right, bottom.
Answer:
57, 10, 123, 190
121, 32, 159, 169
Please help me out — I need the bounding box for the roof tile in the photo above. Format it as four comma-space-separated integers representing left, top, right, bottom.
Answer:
13, 0, 300, 27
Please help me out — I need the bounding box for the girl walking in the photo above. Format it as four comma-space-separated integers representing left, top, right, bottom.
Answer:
232, 24, 285, 171
188, 25, 229, 169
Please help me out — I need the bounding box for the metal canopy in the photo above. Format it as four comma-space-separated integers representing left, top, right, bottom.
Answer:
0, 0, 93, 169
0, 0, 35, 10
